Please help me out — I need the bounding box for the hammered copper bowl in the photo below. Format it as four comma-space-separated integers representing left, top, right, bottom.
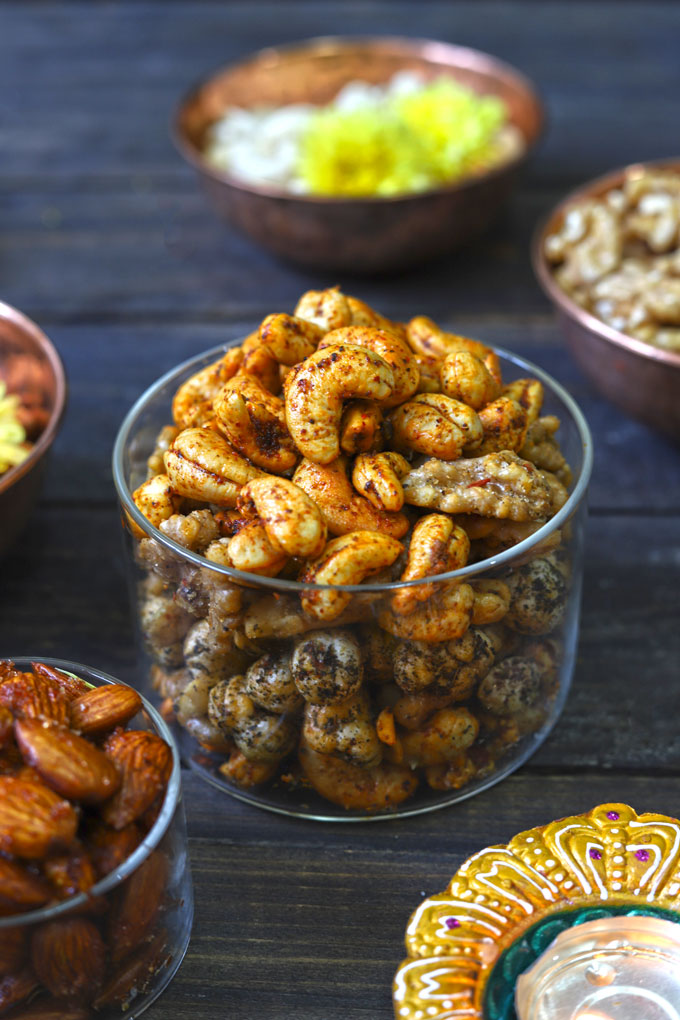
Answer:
532, 159, 680, 441
173, 36, 544, 273
0, 303, 66, 555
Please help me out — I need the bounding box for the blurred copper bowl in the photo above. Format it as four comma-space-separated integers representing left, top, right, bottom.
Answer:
0, 303, 66, 555
173, 36, 543, 273
533, 159, 680, 441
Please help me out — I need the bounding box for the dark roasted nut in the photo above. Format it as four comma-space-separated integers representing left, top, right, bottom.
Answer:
0, 674, 70, 726
93, 931, 167, 1009
0, 969, 39, 1014
31, 917, 105, 1002
42, 847, 97, 901
14, 720, 121, 805
108, 851, 167, 962
30, 663, 91, 699
69, 685, 143, 738
0, 857, 52, 915
101, 730, 173, 829
0, 777, 78, 859
85, 820, 142, 879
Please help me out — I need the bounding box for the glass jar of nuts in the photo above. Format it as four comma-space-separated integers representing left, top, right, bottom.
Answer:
113, 289, 592, 820
0, 658, 193, 1016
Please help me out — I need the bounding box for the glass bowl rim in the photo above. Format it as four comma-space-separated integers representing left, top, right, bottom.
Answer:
0, 657, 182, 929
112, 340, 593, 593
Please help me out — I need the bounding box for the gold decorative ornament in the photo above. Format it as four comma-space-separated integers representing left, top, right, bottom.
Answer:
393, 803, 680, 1019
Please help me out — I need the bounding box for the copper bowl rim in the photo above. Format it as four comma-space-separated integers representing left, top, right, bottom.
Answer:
0, 301, 67, 496
171, 34, 545, 205
532, 157, 680, 371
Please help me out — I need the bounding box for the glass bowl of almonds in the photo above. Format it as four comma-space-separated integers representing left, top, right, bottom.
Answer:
533, 158, 680, 440
0, 658, 193, 1017
113, 288, 592, 821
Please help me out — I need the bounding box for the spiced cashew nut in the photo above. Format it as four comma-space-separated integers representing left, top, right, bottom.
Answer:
164, 427, 263, 506
391, 515, 470, 616
300, 531, 404, 621
284, 344, 394, 464
319, 326, 419, 407
351, 451, 410, 512
379, 581, 475, 643
237, 476, 327, 559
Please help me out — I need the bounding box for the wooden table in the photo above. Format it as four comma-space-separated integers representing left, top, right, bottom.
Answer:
2, 3, 680, 1017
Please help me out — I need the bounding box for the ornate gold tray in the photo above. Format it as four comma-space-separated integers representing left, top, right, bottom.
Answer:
393, 803, 680, 1019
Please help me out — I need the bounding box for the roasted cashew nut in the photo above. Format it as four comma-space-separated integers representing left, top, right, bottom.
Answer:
237, 476, 327, 559
414, 356, 442, 393
440, 351, 501, 410
319, 326, 419, 407
503, 554, 567, 634
379, 581, 474, 643
298, 742, 418, 812
164, 427, 263, 506
351, 451, 410, 512
242, 593, 369, 640
216, 371, 285, 420
257, 313, 325, 365
284, 344, 394, 464
226, 519, 289, 576
294, 287, 352, 332
389, 392, 481, 460
401, 451, 553, 521
172, 347, 243, 429
131, 474, 181, 532
244, 650, 303, 714
239, 346, 281, 394
413, 393, 483, 451
520, 415, 572, 486
478, 396, 529, 454
390, 515, 470, 616
147, 425, 180, 478
469, 578, 511, 624
399, 707, 479, 767
302, 689, 382, 766
339, 400, 383, 454
300, 531, 404, 621
213, 390, 298, 474
208, 675, 298, 762
502, 378, 544, 426
405, 317, 503, 385
293, 457, 409, 538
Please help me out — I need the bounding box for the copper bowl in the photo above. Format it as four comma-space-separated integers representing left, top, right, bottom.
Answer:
0, 302, 66, 555
173, 36, 544, 273
532, 159, 680, 441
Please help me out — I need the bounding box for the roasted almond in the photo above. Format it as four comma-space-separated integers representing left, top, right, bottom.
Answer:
93, 930, 167, 1009
70, 685, 142, 738
0, 660, 18, 684
31, 663, 90, 699
0, 925, 26, 977
0, 776, 78, 859
0, 674, 70, 726
0, 857, 52, 915
43, 847, 97, 901
15, 720, 121, 805
31, 917, 105, 1002
0, 968, 39, 1014
2, 1002, 92, 1020
85, 820, 141, 879
0, 706, 13, 749
108, 850, 167, 962
101, 730, 172, 829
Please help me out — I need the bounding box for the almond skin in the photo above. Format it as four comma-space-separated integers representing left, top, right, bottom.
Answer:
70, 685, 142, 738
0, 857, 52, 915
93, 930, 167, 1008
108, 850, 167, 962
0, 968, 39, 1014
101, 730, 172, 829
0, 926, 27, 977
0, 776, 78, 859
31, 917, 105, 1002
15, 720, 121, 806
31, 662, 91, 699
0, 706, 13, 749
0, 674, 71, 726
85, 820, 141, 879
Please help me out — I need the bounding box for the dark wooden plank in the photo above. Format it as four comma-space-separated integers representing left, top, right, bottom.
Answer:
34, 323, 680, 511
140, 771, 680, 1020
1, 2, 679, 182
1, 507, 678, 771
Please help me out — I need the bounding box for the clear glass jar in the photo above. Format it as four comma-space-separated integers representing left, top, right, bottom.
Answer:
113, 343, 592, 821
0, 658, 193, 1017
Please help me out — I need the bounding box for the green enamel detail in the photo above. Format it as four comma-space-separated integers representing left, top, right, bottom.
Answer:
483, 904, 680, 1020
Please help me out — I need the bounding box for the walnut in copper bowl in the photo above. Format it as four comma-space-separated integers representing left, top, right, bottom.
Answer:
0, 303, 67, 556
533, 159, 680, 441
173, 36, 543, 273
